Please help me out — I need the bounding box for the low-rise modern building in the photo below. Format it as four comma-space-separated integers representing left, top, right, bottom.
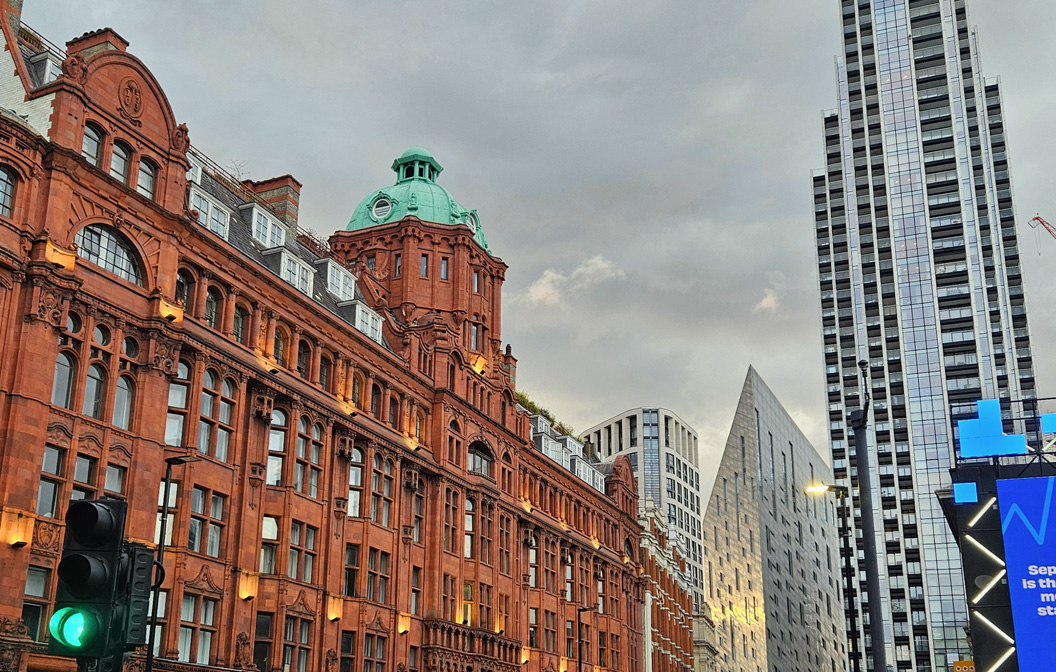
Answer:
582, 409, 704, 610
703, 367, 846, 672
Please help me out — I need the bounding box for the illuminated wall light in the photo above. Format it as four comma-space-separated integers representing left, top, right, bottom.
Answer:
3, 510, 33, 547
591, 536, 601, 550
238, 571, 259, 601
397, 612, 410, 634
987, 647, 1015, 672
559, 657, 568, 672
964, 534, 1006, 568
327, 595, 344, 622
968, 497, 997, 528
45, 240, 77, 270
971, 568, 1006, 604
157, 298, 185, 323
971, 610, 1014, 645
520, 646, 530, 665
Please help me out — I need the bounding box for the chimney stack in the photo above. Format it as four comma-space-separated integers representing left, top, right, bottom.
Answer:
243, 175, 302, 229
66, 28, 129, 57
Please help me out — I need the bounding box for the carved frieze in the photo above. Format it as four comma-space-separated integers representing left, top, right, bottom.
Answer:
32, 519, 62, 556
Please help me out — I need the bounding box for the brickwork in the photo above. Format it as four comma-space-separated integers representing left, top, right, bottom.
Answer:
0, 5, 645, 672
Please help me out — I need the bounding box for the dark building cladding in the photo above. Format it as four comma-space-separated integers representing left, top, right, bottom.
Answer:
812, 0, 1036, 670
0, 4, 646, 672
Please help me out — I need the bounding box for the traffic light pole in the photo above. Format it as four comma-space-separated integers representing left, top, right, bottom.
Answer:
145, 460, 175, 672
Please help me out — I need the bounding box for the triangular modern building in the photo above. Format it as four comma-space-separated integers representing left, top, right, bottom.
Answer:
702, 367, 845, 672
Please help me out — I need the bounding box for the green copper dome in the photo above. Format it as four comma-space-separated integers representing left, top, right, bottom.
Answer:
347, 148, 490, 253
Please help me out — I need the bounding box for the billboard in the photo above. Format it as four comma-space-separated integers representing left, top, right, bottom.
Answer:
997, 476, 1056, 671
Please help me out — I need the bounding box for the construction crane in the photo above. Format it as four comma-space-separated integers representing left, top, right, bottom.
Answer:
1028, 214, 1056, 254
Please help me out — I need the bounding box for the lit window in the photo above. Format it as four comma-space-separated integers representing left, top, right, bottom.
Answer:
75, 224, 143, 285
110, 142, 131, 184
82, 124, 103, 166
137, 160, 156, 199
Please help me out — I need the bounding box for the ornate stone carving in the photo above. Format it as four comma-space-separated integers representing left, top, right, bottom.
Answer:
185, 565, 223, 595
29, 277, 68, 328
364, 613, 389, 633
286, 590, 316, 617
60, 53, 88, 83
325, 649, 338, 672
234, 632, 256, 670
252, 386, 277, 421
118, 77, 144, 127
172, 122, 191, 153
151, 334, 182, 374
46, 422, 72, 449
32, 519, 62, 556
0, 618, 28, 638
0, 644, 21, 672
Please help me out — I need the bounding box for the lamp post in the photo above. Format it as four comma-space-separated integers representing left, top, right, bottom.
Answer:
146, 453, 201, 672
577, 605, 593, 672
806, 482, 859, 672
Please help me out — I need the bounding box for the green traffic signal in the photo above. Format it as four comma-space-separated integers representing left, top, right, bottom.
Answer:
49, 606, 101, 651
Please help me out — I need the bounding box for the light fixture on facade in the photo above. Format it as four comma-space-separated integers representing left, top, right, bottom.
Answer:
2, 509, 32, 547
238, 571, 258, 601
397, 612, 410, 634
327, 594, 343, 622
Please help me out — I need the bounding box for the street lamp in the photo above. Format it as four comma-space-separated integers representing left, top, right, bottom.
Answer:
806, 482, 858, 672
146, 452, 201, 672
577, 605, 594, 672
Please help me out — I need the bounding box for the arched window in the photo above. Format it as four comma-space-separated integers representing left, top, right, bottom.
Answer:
83, 363, 106, 419
176, 269, 194, 309
0, 166, 16, 217
204, 288, 221, 330
414, 412, 423, 440
199, 371, 235, 462
51, 352, 75, 409
443, 489, 459, 553
468, 443, 492, 478
82, 123, 103, 166
274, 329, 287, 366
464, 499, 476, 559
370, 455, 393, 526
113, 376, 134, 430
74, 224, 143, 286
166, 361, 191, 446
352, 374, 362, 407
136, 159, 156, 199
110, 141, 131, 184
388, 395, 399, 430
447, 420, 462, 466
233, 305, 249, 345
297, 341, 311, 378
348, 448, 364, 517
266, 409, 287, 486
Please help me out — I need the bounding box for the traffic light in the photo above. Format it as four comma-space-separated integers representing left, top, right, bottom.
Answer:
49, 499, 127, 659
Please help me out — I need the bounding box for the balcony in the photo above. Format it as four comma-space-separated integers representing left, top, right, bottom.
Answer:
422, 618, 522, 672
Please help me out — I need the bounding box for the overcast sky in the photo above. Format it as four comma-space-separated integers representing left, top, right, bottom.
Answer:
26, 0, 1056, 493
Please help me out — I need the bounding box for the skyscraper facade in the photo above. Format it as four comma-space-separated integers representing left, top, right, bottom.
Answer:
813, 1, 1035, 670
582, 408, 705, 611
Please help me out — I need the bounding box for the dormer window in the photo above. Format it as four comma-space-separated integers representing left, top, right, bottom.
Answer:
355, 305, 383, 343
191, 188, 230, 239
324, 260, 356, 302
281, 252, 313, 295
246, 206, 286, 248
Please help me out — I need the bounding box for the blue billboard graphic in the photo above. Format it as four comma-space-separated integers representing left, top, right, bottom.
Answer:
997, 476, 1056, 671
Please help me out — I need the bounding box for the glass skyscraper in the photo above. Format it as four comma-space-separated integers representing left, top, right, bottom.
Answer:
812, 1, 1035, 670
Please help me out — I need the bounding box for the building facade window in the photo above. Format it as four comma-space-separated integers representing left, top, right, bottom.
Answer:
288, 521, 316, 582
35, 446, 64, 518
81, 362, 106, 419
52, 352, 75, 409
71, 454, 97, 501
82, 123, 103, 166
340, 631, 357, 672
204, 288, 221, 330
254, 612, 273, 671
468, 444, 492, 477
283, 617, 312, 672
366, 548, 390, 604
348, 448, 364, 517
0, 166, 16, 216
464, 498, 475, 559
22, 566, 48, 641
266, 409, 288, 486
344, 544, 360, 597
137, 159, 156, 199
233, 306, 249, 344
370, 456, 393, 525
419, 254, 428, 278
499, 514, 511, 574
295, 418, 323, 498
112, 375, 134, 430
362, 634, 386, 672
443, 488, 459, 554
75, 224, 143, 285
188, 486, 225, 558
178, 594, 217, 664
166, 361, 191, 446
110, 142, 131, 184
199, 371, 235, 462
410, 567, 421, 615
260, 516, 279, 573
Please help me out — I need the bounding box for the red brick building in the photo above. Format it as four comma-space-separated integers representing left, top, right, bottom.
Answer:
637, 504, 693, 672
0, 5, 644, 672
